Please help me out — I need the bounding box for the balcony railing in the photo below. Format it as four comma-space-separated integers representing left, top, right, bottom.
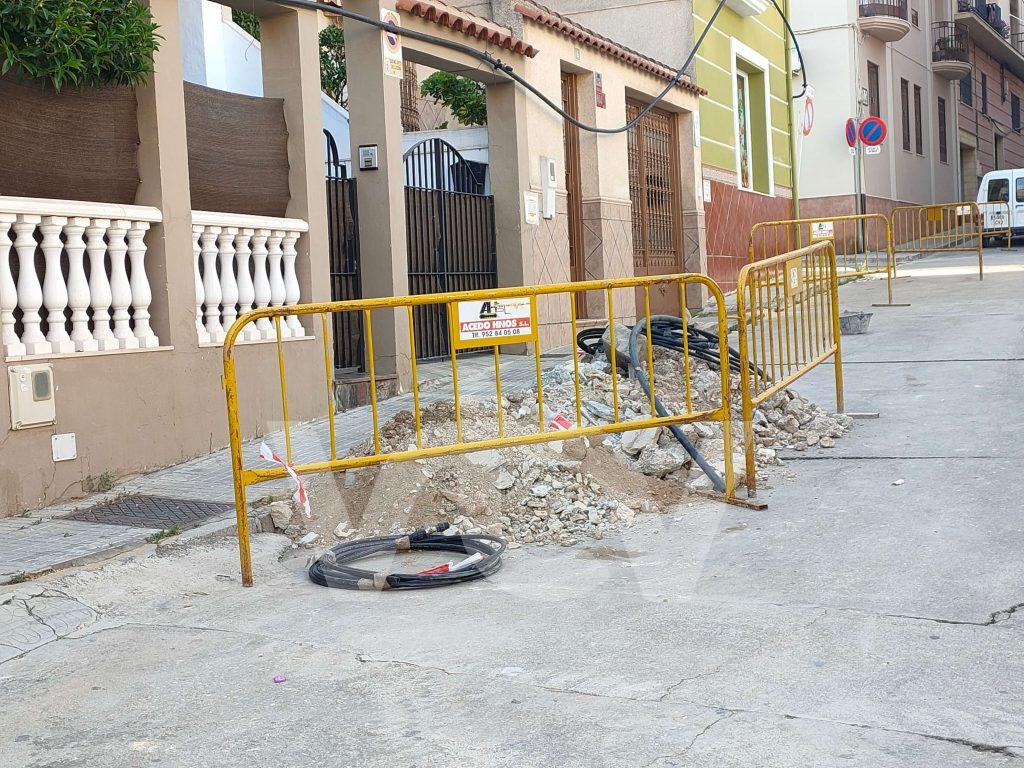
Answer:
933, 22, 970, 63
957, 0, 1011, 38
859, 0, 908, 20
1, 196, 162, 358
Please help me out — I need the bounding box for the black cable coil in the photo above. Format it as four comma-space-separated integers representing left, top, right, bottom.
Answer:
309, 523, 506, 590
576, 317, 746, 374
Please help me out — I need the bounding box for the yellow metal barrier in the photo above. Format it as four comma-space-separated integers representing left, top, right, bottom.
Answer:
976, 200, 1013, 247
890, 201, 987, 280
223, 274, 739, 586
748, 213, 898, 306
735, 241, 844, 498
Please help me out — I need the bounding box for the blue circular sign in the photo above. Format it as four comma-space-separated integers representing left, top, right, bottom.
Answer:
846, 118, 858, 148
859, 116, 887, 147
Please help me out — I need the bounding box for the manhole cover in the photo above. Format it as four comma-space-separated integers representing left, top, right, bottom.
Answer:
63, 495, 234, 530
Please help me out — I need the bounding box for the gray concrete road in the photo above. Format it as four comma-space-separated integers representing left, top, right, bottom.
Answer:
1, 249, 1022, 767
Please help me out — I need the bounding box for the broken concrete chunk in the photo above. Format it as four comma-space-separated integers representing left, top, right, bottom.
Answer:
494, 470, 516, 491
619, 427, 662, 455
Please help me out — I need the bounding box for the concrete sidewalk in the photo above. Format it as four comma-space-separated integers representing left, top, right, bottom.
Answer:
1, 247, 1022, 767
0, 348, 571, 583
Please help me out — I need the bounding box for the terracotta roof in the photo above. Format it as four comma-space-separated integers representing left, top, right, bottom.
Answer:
360, 0, 540, 57
513, 1, 706, 96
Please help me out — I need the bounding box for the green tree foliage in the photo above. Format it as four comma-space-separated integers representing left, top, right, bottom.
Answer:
420, 71, 487, 127
231, 9, 261, 40
0, 0, 160, 90
319, 25, 347, 107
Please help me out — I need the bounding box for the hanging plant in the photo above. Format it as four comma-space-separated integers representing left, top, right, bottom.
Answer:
0, 0, 161, 90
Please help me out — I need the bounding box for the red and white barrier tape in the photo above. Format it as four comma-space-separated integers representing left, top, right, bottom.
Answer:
257, 442, 311, 517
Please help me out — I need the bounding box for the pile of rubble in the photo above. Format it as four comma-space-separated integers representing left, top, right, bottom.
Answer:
263, 343, 851, 549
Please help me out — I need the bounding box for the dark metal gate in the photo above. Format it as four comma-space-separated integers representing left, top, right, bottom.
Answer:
404, 138, 497, 360
325, 130, 363, 371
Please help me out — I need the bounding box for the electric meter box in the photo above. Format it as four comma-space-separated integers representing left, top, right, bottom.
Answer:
8, 364, 56, 429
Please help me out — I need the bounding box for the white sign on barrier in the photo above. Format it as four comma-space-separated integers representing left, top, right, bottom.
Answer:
810, 221, 835, 241
454, 297, 536, 349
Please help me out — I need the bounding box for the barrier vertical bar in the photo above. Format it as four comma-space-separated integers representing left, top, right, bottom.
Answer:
448, 303, 463, 442
274, 316, 293, 464
363, 309, 381, 454
828, 243, 845, 413
736, 274, 757, 497
320, 313, 337, 461
223, 337, 253, 587
407, 306, 423, 449
607, 287, 620, 423
643, 285, 657, 414
569, 292, 583, 428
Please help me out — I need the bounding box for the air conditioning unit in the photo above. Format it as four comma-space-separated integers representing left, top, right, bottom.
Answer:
726, 0, 769, 16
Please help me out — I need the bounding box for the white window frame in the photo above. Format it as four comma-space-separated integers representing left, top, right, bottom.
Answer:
730, 38, 775, 197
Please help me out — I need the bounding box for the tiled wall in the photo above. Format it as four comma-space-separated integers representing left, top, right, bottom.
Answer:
703, 174, 794, 292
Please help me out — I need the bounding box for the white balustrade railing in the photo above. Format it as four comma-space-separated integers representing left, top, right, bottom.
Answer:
191, 211, 309, 343
0, 196, 162, 359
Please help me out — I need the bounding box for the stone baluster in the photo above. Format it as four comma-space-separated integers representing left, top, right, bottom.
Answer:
234, 229, 259, 341
200, 226, 224, 342
0, 214, 25, 357
128, 221, 158, 348
63, 217, 99, 352
250, 229, 274, 340
266, 229, 289, 339
193, 226, 210, 344
14, 215, 49, 355
40, 215, 75, 354
217, 227, 240, 334
107, 219, 138, 349
281, 229, 305, 338
86, 219, 118, 351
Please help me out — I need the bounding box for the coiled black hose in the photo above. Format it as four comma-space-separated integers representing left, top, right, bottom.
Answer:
576, 318, 745, 374
309, 523, 506, 590
576, 316, 750, 494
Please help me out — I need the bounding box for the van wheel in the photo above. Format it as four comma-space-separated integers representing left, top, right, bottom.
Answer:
983, 236, 996, 248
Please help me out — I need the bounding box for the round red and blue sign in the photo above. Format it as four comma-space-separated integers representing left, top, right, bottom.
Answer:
858, 116, 888, 147
846, 118, 858, 148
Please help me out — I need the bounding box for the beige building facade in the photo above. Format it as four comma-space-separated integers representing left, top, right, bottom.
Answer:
1, 0, 707, 513
791, 0, 963, 217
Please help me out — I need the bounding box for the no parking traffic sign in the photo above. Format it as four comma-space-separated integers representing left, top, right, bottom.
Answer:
858, 116, 887, 147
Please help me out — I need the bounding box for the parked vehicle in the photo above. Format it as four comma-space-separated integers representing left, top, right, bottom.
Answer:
977, 169, 1024, 245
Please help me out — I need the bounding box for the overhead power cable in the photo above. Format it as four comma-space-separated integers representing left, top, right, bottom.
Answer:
270, 0, 808, 134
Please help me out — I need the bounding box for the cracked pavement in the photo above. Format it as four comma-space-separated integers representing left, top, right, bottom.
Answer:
1, 249, 1023, 766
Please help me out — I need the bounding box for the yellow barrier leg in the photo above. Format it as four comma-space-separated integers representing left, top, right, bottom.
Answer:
830, 257, 845, 414
223, 360, 254, 587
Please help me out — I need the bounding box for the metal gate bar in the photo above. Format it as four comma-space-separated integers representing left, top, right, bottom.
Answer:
326, 168, 363, 371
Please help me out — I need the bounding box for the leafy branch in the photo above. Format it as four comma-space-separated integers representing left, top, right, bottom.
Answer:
0, 0, 161, 90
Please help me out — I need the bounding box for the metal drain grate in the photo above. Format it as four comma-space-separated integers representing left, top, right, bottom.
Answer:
63, 495, 234, 530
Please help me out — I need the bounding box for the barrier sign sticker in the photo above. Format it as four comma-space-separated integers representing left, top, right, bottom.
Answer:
453, 296, 536, 349
380, 9, 404, 79
810, 221, 835, 241
785, 257, 804, 299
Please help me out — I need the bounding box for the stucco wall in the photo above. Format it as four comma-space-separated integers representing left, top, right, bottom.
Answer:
792, 0, 960, 206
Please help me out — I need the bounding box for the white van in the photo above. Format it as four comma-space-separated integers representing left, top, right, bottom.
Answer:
977, 169, 1021, 245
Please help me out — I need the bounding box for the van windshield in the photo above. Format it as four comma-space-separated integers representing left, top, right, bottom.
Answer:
987, 178, 1010, 203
